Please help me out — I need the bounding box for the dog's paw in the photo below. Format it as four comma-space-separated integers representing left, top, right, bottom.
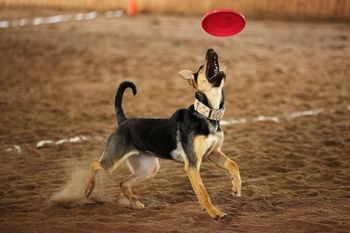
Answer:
206, 206, 227, 220
232, 177, 242, 197
232, 190, 241, 197
214, 212, 227, 220
209, 208, 227, 220
132, 200, 145, 209
232, 185, 241, 197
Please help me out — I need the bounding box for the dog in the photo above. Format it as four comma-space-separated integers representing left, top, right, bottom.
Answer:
85, 48, 242, 219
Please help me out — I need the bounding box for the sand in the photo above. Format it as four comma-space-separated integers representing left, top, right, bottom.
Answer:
0, 9, 350, 233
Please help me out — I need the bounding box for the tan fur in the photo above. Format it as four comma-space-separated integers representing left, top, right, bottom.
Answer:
120, 185, 145, 209
107, 151, 139, 174
181, 64, 224, 109
185, 167, 226, 219
185, 126, 241, 219
208, 149, 242, 197
197, 67, 224, 109
193, 135, 207, 164
84, 159, 103, 198
84, 151, 138, 198
184, 134, 228, 219
120, 154, 159, 209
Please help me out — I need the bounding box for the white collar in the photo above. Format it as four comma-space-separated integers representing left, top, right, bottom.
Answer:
194, 98, 225, 121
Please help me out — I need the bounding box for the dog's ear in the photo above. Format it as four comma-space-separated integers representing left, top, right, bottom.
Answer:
179, 69, 194, 81
179, 69, 197, 89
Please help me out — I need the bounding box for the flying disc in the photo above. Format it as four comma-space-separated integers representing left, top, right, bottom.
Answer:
201, 9, 246, 37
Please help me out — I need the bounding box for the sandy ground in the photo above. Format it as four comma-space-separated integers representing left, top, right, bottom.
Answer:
0, 8, 350, 233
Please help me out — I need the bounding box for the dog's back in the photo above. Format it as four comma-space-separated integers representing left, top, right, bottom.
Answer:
116, 117, 178, 159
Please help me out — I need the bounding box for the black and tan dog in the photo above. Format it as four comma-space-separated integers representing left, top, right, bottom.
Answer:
85, 48, 242, 219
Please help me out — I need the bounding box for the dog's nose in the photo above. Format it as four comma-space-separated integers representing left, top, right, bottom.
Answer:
206, 48, 217, 59
207, 48, 215, 53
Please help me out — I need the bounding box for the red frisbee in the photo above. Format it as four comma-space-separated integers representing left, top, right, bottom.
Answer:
201, 9, 246, 37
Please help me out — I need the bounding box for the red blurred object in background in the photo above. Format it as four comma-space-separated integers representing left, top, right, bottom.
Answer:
127, 0, 138, 16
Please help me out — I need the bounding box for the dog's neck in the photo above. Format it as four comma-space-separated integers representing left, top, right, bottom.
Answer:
193, 90, 225, 121
195, 90, 224, 110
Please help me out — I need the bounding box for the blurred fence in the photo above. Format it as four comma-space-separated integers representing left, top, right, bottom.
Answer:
1, 0, 350, 20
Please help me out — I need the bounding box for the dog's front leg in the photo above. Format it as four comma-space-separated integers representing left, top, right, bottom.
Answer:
184, 164, 227, 220
208, 149, 242, 197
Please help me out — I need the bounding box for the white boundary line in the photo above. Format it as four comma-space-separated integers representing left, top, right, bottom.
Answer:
36, 135, 89, 148
221, 108, 326, 126
0, 10, 124, 29
5, 145, 22, 153
3, 104, 349, 153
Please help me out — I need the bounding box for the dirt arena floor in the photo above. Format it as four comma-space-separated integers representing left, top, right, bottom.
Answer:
0, 8, 350, 233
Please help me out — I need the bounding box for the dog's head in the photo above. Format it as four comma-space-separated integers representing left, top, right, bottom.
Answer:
179, 48, 226, 93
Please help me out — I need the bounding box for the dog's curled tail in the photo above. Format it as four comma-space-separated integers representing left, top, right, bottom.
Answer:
115, 81, 137, 125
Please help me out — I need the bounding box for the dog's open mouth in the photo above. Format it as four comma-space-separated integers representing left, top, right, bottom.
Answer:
206, 49, 225, 86
206, 49, 219, 79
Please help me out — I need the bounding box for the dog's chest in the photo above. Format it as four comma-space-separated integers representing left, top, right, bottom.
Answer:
202, 131, 222, 156
200, 122, 223, 155
170, 130, 222, 163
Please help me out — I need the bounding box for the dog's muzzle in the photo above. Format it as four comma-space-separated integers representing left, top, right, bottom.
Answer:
206, 49, 225, 86
206, 49, 219, 79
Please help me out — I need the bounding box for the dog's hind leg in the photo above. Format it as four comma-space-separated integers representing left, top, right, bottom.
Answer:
207, 148, 242, 197
85, 159, 103, 198
85, 149, 138, 198
85, 130, 141, 198
120, 154, 159, 209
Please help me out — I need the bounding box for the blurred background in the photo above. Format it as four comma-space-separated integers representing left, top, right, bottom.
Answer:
0, 1, 349, 233
1, 0, 350, 20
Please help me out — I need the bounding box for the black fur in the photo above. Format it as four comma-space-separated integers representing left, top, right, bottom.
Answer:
210, 71, 226, 87
195, 91, 224, 109
108, 81, 223, 168
113, 106, 221, 166
103, 48, 225, 169
206, 48, 226, 87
